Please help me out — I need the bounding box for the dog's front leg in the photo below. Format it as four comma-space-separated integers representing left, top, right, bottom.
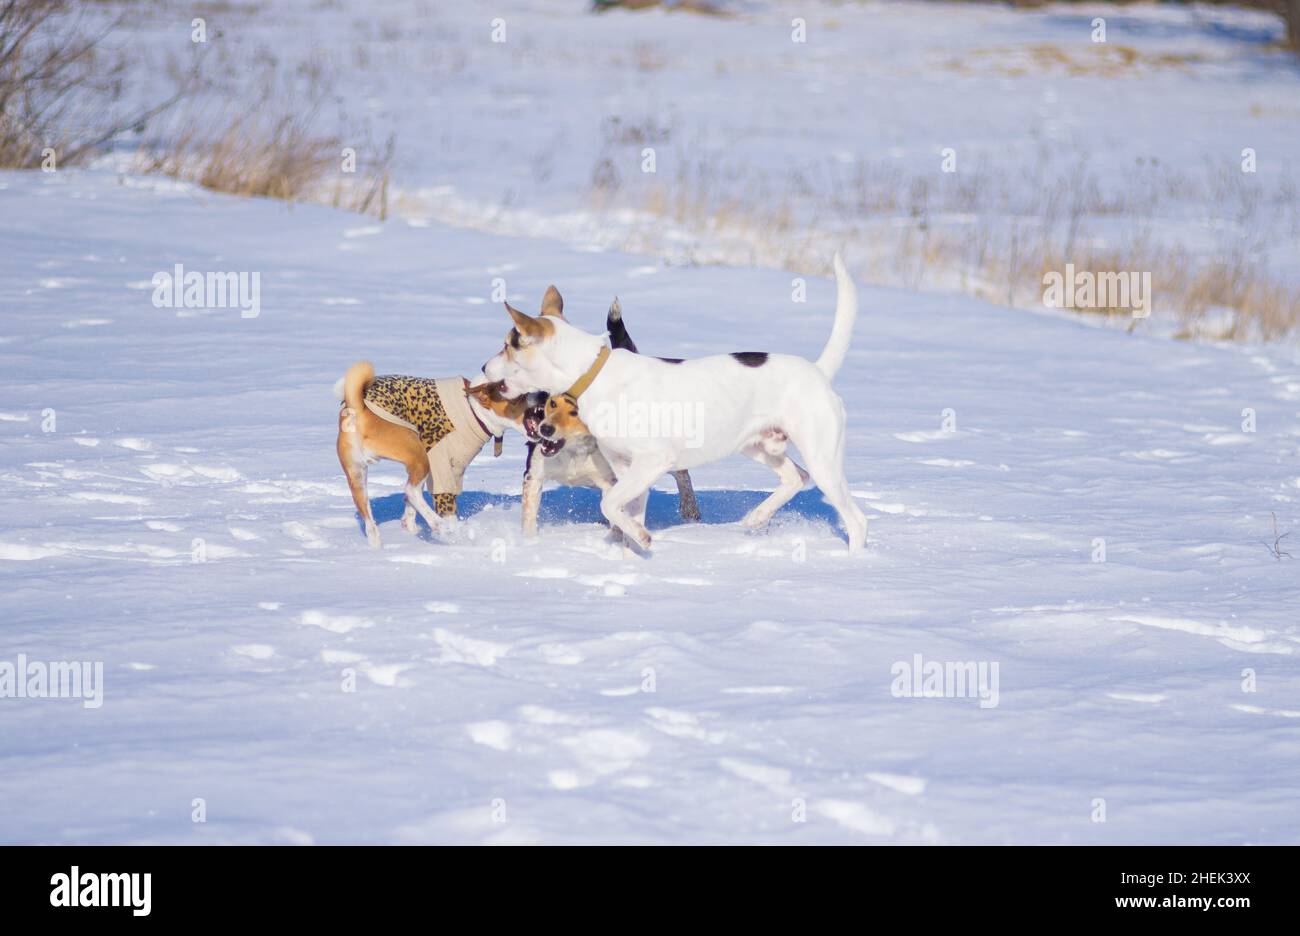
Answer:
599, 459, 666, 552
521, 443, 543, 537
590, 454, 625, 548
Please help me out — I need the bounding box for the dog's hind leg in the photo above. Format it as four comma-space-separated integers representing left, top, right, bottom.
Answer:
389, 435, 443, 535
338, 430, 381, 548
344, 462, 381, 548
405, 464, 442, 533
787, 419, 867, 552
739, 446, 809, 531
400, 488, 420, 534
671, 470, 701, 522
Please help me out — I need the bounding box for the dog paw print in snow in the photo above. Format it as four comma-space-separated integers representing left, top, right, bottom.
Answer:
644, 707, 726, 744
300, 609, 373, 633
549, 729, 651, 790
576, 572, 638, 596
431, 628, 509, 667
466, 721, 513, 751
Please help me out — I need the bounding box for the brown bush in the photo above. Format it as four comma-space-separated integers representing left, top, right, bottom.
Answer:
136, 71, 395, 218
0, 0, 185, 169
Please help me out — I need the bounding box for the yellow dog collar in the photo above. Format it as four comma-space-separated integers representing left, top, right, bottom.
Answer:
562, 345, 610, 402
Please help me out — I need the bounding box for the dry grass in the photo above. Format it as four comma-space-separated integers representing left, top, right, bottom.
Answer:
144, 112, 336, 202
592, 0, 731, 16
586, 140, 1300, 341
137, 85, 395, 218
1169, 251, 1300, 341
944, 43, 1206, 78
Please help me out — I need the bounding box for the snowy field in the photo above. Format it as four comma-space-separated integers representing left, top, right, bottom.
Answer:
2, 1, 1300, 844
3, 169, 1299, 844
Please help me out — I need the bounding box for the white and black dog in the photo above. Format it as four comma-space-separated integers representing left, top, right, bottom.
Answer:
482, 254, 866, 553
467, 295, 700, 537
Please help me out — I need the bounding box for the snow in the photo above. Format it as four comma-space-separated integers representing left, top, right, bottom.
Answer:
2, 0, 1300, 843
3, 167, 1298, 843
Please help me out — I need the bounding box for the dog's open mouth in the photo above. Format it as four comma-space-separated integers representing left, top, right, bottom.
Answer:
522, 407, 545, 441
539, 437, 566, 457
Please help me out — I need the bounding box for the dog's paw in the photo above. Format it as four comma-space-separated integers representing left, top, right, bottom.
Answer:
400, 514, 419, 534
430, 517, 463, 542
365, 524, 382, 549
739, 510, 769, 531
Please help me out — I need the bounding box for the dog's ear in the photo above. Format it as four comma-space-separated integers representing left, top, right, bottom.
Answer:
539, 285, 564, 318
465, 381, 493, 401
505, 301, 547, 339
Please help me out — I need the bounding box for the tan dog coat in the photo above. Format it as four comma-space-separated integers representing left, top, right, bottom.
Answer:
362, 376, 491, 496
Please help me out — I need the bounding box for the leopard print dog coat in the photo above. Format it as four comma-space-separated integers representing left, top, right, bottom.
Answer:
362, 375, 492, 516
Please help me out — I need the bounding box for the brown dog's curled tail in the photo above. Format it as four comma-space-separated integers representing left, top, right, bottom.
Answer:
339, 360, 375, 412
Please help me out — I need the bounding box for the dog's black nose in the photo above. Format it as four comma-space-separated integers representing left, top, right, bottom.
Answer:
539, 423, 554, 437
480, 362, 488, 375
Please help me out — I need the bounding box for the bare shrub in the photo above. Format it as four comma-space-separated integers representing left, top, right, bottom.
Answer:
2, 4, 391, 217
0, 0, 187, 169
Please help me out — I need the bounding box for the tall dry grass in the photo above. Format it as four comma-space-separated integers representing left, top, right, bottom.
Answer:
587, 131, 1300, 341
137, 77, 395, 218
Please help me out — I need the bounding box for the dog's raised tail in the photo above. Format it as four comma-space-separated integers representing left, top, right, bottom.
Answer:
815, 253, 857, 380
606, 297, 640, 354
337, 360, 375, 410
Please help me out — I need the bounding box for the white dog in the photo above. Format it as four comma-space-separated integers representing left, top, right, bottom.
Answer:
482, 254, 866, 553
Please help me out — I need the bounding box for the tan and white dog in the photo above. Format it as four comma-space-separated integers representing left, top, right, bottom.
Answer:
465, 381, 616, 537
481, 254, 867, 552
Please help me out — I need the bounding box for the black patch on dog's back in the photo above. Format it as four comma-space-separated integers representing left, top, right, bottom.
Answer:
731, 352, 769, 367
657, 357, 683, 364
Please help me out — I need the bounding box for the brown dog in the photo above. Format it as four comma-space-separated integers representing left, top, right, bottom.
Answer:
336, 363, 517, 547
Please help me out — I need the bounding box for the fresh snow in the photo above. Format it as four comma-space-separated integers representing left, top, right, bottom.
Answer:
2, 0, 1300, 844
2, 169, 1298, 843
